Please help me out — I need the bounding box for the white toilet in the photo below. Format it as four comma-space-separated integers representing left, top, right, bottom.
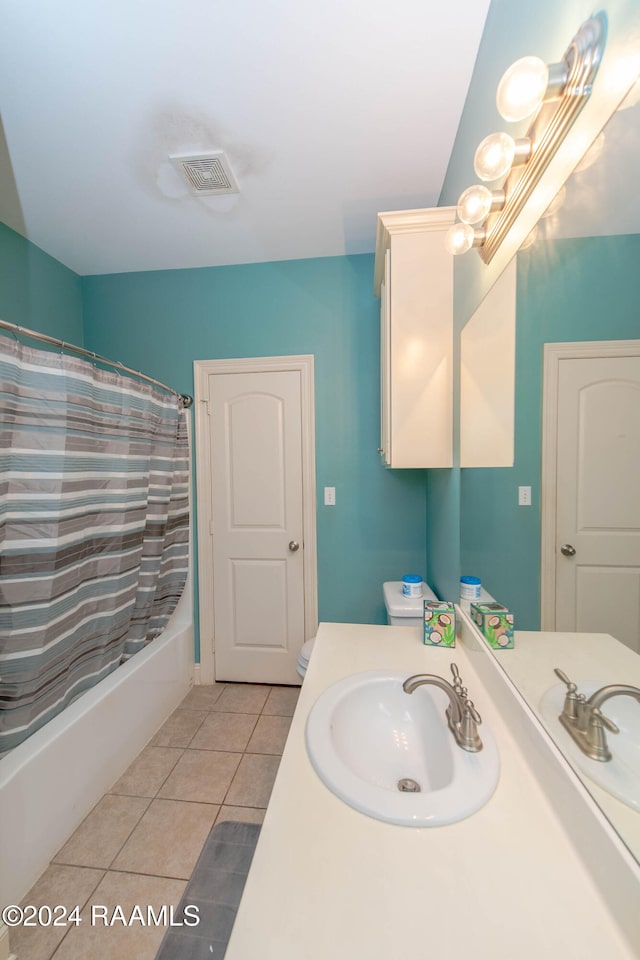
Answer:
296, 637, 315, 679
298, 581, 437, 678
383, 581, 437, 628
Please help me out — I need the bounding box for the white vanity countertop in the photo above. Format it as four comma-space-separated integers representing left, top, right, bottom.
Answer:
224, 622, 637, 960
495, 630, 640, 862
499, 630, 640, 694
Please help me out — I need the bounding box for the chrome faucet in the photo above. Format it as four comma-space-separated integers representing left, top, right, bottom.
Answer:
403, 663, 483, 753
554, 668, 640, 762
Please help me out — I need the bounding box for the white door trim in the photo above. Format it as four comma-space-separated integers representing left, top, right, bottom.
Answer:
194, 355, 318, 684
540, 339, 640, 630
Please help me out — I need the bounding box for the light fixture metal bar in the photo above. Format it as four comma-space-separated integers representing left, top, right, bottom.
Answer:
479, 13, 606, 264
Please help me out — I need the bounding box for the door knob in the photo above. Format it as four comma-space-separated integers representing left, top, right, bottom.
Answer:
288, 540, 300, 552
560, 543, 576, 557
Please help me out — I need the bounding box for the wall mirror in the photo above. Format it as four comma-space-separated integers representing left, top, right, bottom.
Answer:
459, 81, 640, 863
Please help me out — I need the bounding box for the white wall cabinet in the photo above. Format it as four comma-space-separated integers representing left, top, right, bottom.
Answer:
374, 207, 456, 468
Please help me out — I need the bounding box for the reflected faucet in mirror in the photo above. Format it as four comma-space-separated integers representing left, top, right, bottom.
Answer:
554, 668, 640, 762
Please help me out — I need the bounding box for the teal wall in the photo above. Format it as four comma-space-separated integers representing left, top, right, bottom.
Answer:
0, 222, 83, 341
81, 254, 427, 656
461, 234, 640, 628
425, 469, 460, 603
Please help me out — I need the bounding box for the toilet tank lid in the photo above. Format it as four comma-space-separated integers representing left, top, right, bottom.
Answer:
383, 581, 438, 617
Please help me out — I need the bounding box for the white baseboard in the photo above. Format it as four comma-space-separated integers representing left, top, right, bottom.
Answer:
193, 655, 215, 686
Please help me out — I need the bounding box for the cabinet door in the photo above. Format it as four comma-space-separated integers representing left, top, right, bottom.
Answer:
380, 249, 391, 466
388, 231, 452, 468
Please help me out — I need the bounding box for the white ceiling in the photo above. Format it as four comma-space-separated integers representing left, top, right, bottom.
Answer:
0, 0, 491, 276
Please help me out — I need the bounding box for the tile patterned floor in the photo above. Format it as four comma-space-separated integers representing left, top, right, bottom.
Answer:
10, 682, 299, 960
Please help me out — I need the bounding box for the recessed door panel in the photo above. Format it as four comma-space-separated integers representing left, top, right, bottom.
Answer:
577, 380, 640, 531
231, 559, 288, 649
227, 394, 286, 529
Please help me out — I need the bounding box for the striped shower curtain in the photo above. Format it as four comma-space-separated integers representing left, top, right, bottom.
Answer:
0, 334, 189, 755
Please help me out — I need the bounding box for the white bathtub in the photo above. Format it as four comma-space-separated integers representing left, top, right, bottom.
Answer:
0, 578, 194, 907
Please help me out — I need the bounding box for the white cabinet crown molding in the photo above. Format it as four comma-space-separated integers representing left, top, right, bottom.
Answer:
373, 206, 456, 295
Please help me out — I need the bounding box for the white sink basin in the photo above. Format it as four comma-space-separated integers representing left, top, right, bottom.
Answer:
540, 682, 640, 811
305, 670, 500, 826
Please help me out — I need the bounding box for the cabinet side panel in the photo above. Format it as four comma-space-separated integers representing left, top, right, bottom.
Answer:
389, 231, 453, 467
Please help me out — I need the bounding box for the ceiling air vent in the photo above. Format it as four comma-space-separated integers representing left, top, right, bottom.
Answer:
169, 151, 239, 196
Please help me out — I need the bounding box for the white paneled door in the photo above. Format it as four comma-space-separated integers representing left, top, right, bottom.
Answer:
195, 357, 317, 685
553, 352, 640, 653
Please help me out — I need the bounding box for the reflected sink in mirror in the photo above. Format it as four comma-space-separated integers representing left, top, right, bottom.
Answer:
541, 683, 640, 811
305, 670, 500, 826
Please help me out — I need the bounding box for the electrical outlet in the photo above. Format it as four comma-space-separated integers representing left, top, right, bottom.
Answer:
324, 486, 336, 506
518, 486, 532, 506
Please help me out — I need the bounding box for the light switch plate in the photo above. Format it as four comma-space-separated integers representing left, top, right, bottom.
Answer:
518, 486, 532, 506
324, 486, 336, 506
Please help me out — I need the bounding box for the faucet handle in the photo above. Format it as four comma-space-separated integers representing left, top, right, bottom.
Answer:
459, 699, 483, 751
450, 663, 464, 695
554, 667, 584, 722
584, 707, 618, 761
591, 707, 619, 735
463, 699, 482, 724
554, 667, 577, 692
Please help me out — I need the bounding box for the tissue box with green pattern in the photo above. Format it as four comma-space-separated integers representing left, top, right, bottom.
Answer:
471, 602, 514, 649
423, 601, 456, 647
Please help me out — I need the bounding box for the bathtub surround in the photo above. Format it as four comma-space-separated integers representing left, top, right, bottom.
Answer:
0, 334, 189, 752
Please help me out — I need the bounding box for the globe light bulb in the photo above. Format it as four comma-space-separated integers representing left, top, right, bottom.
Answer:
457, 185, 494, 225
474, 132, 516, 182
444, 222, 476, 256
497, 56, 550, 122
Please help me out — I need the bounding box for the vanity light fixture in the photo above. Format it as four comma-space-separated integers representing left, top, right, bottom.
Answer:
457, 184, 506, 225
444, 222, 485, 255
447, 13, 606, 263
496, 56, 568, 123
473, 132, 531, 182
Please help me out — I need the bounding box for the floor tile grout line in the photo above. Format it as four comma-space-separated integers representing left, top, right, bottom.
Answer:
51, 793, 152, 871
92, 865, 194, 883
36, 866, 107, 960
181, 709, 210, 749
46, 868, 188, 960
150, 744, 188, 799
107, 744, 187, 802
104, 795, 154, 872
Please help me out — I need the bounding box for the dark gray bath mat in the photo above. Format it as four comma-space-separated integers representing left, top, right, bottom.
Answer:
155, 819, 262, 960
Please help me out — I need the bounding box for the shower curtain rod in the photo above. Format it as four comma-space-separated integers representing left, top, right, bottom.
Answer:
0, 318, 193, 407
